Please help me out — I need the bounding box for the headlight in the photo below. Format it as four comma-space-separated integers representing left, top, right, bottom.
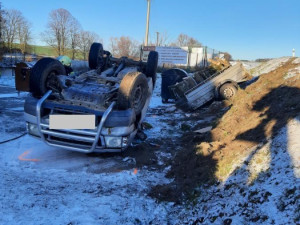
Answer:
26, 123, 40, 137
105, 136, 122, 148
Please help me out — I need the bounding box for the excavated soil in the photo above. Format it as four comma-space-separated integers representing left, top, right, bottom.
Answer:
151, 58, 300, 202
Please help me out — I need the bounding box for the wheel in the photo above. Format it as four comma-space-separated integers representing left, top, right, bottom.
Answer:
117, 72, 149, 115
145, 51, 158, 85
88, 42, 104, 69
30, 58, 66, 96
219, 83, 237, 100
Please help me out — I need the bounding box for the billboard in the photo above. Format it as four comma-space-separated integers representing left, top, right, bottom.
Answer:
142, 46, 188, 66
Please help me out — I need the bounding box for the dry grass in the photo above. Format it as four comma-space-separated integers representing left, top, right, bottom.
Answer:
198, 58, 300, 180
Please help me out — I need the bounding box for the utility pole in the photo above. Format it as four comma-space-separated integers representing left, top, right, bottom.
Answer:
144, 0, 151, 46
0, 2, 2, 44
156, 31, 159, 46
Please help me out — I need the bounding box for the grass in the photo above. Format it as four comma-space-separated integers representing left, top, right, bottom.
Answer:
5, 43, 87, 60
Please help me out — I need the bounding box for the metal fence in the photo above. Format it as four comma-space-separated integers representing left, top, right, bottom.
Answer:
187, 46, 222, 67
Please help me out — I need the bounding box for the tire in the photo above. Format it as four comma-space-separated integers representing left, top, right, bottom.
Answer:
30, 58, 66, 96
117, 72, 149, 115
219, 83, 237, 100
88, 42, 104, 69
145, 51, 158, 85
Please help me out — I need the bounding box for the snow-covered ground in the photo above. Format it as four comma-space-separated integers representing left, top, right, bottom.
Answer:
0, 59, 299, 224
174, 116, 300, 224
231, 61, 261, 71
250, 57, 291, 76
0, 73, 185, 224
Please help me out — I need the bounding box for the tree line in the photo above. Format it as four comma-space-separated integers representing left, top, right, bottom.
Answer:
0, 4, 231, 60
0, 8, 31, 54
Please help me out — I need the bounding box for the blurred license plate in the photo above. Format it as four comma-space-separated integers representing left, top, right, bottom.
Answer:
49, 115, 96, 129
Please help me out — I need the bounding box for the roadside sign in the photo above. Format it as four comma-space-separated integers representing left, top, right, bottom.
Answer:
156, 46, 188, 66
142, 46, 188, 66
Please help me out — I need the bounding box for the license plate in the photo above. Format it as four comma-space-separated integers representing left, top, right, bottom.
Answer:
49, 115, 96, 129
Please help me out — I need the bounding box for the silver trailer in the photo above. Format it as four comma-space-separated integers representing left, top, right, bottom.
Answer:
169, 62, 250, 110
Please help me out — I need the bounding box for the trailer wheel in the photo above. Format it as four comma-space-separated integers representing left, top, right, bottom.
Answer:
88, 42, 104, 69
145, 51, 158, 86
30, 57, 66, 96
117, 72, 149, 115
219, 83, 237, 100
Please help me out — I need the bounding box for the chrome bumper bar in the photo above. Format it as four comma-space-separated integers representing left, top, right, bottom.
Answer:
36, 90, 116, 153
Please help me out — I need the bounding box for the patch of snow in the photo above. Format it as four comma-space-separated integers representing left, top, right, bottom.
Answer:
174, 116, 300, 224
231, 61, 261, 71
292, 57, 300, 64
149, 73, 165, 108
194, 126, 212, 134
0, 69, 16, 87
0, 134, 177, 225
251, 57, 291, 76
284, 65, 300, 80
0, 92, 27, 98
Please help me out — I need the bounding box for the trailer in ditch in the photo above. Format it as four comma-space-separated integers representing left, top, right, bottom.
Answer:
167, 62, 250, 110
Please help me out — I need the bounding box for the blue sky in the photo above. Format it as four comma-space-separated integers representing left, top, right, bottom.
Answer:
2, 0, 300, 60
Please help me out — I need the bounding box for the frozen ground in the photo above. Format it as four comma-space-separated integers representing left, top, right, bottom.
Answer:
0, 73, 192, 224
250, 57, 291, 76
175, 117, 300, 224
0, 59, 299, 224
231, 61, 261, 71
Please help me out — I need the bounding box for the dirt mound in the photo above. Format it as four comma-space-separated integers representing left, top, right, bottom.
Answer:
209, 58, 300, 179
151, 58, 300, 201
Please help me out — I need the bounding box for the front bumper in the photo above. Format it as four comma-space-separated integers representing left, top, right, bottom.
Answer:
25, 90, 137, 153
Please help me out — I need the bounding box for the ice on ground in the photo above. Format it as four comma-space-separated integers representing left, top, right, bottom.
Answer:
251, 57, 290, 76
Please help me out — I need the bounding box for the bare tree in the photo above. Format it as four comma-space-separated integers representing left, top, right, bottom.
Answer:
0, 4, 5, 45
152, 31, 169, 46
221, 52, 233, 61
42, 8, 74, 55
79, 30, 100, 60
175, 33, 201, 47
17, 19, 31, 54
176, 33, 189, 47
109, 37, 118, 55
186, 37, 201, 47
109, 36, 140, 59
0, 9, 31, 55
2, 9, 23, 49
69, 17, 81, 59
